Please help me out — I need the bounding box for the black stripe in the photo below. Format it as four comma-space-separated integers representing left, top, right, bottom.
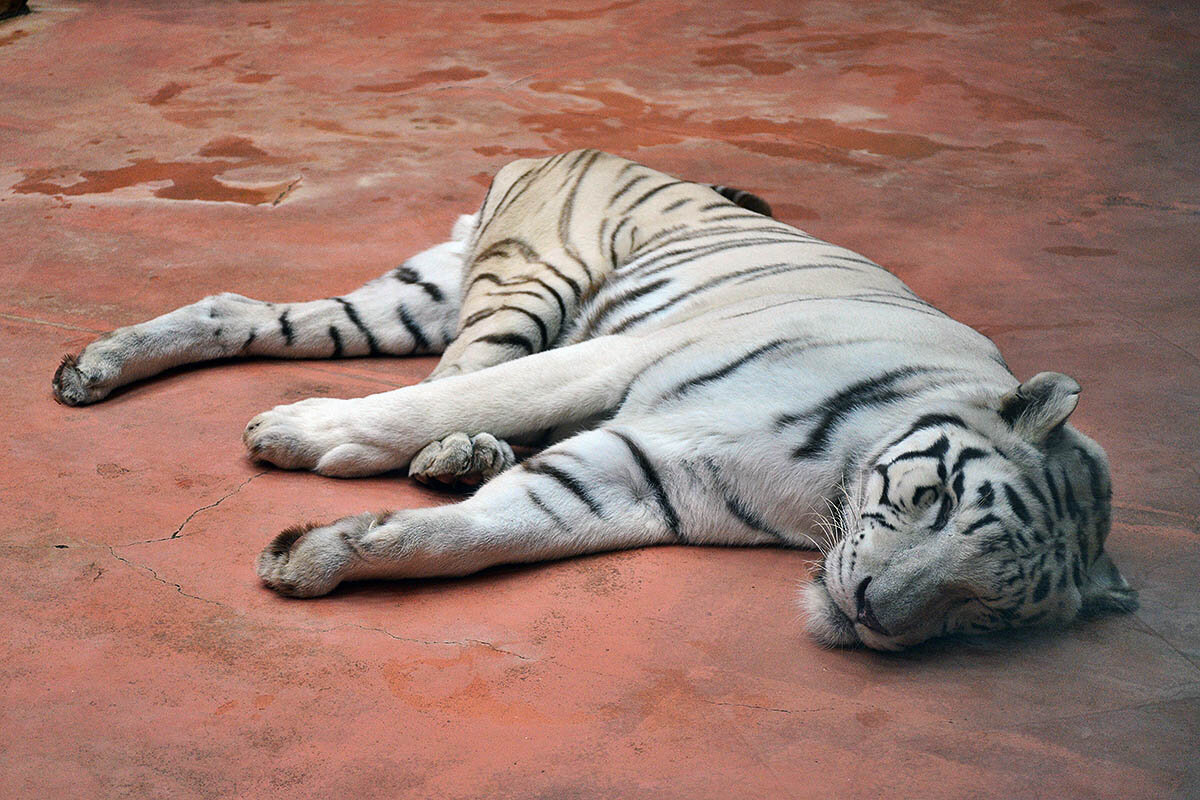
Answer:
784, 368, 939, 459
487, 289, 545, 301
393, 265, 444, 302
1043, 467, 1063, 518
328, 325, 343, 357
241, 330, 257, 351
523, 460, 604, 517
630, 234, 809, 280
461, 305, 550, 350
1061, 469, 1081, 518
721, 293, 947, 323
724, 494, 788, 543
951, 472, 965, 502
607, 216, 633, 260
633, 223, 692, 252
881, 413, 969, 453
1003, 483, 1031, 524
397, 306, 430, 351
859, 511, 897, 531
977, 480, 994, 508
874, 464, 893, 508
951, 447, 989, 474
608, 262, 855, 334
888, 435, 951, 466
525, 488, 573, 535
474, 236, 541, 265
473, 332, 535, 355
668, 338, 800, 399
930, 494, 953, 532
1075, 447, 1107, 500
1031, 571, 1052, 604
557, 149, 603, 283
469, 262, 583, 304
582, 278, 670, 335
608, 174, 651, 207
661, 197, 691, 213
622, 180, 684, 213
1021, 475, 1050, 512
609, 431, 682, 541
278, 310, 293, 346
635, 224, 809, 259
961, 514, 999, 536
612, 337, 702, 412
334, 298, 380, 355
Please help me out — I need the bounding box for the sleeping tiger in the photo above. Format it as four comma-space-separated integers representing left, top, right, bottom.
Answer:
53, 149, 1138, 650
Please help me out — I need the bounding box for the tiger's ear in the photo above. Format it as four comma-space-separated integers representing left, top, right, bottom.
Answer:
1078, 551, 1138, 618
999, 372, 1080, 443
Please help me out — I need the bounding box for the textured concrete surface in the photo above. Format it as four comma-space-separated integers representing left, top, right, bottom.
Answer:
1, 1, 1197, 797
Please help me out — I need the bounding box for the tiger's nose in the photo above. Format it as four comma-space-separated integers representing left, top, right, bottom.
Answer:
854, 576, 891, 636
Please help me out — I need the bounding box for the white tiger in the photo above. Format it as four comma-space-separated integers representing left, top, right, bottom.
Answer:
53, 150, 1138, 650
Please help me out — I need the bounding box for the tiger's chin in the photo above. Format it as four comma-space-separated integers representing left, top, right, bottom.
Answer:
800, 579, 862, 649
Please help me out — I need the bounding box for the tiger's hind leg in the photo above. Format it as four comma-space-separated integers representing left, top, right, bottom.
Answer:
51, 229, 469, 406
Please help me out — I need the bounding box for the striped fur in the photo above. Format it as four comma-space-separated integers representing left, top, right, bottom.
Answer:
54, 150, 1135, 650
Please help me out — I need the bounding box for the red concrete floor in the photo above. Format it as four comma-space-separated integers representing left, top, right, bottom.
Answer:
1, 1, 1196, 797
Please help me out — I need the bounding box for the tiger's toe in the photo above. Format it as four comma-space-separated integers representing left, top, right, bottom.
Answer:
409, 432, 515, 487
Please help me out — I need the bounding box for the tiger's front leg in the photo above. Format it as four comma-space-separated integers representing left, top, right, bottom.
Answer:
256, 428, 684, 596
242, 333, 662, 477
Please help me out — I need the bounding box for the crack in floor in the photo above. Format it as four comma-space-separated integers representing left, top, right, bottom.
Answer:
703, 700, 834, 714
99, 541, 536, 661
121, 470, 268, 546
0, 311, 105, 333
105, 545, 236, 612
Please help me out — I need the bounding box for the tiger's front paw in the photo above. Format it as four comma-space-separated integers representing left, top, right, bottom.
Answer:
243, 398, 397, 477
409, 432, 515, 487
256, 512, 382, 597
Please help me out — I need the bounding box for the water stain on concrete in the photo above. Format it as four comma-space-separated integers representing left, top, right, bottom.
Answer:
1055, 1, 1105, 17
709, 18, 806, 38
382, 651, 548, 722
473, 145, 549, 158
481, 0, 636, 24
694, 44, 794, 75
297, 118, 399, 138
234, 72, 277, 84
772, 202, 821, 221
845, 64, 1071, 123
1043, 245, 1118, 257
145, 82, 192, 106
353, 66, 487, 94
11, 136, 297, 205
96, 463, 130, 479
191, 52, 242, 71
523, 81, 1040, 170
795, 30, 946, 53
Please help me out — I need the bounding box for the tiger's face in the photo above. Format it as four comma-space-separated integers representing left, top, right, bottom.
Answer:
802, 373, 1137, 651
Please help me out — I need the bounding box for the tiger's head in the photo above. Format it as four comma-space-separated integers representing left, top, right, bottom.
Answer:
803, 372, 1137, 651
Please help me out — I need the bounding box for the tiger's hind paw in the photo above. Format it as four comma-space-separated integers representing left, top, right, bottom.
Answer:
52, 352, 114, 406
409, 432, 515, 488
256, 513, 382, 597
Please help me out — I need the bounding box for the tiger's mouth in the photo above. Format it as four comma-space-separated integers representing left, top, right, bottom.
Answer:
800, 576, 862, 648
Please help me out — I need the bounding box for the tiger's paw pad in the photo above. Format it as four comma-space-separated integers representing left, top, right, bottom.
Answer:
409, 432, 515, 487
256, 513, 380, 597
